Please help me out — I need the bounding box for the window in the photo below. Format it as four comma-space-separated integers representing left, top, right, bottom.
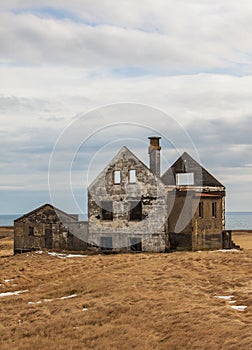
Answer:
129, 169, 136, 183
114, 170, 121, 184
130, 237, 142, 251
129, 201, 142, 221
212, 202, 217, 218
28, 226, 34, 236
101, 201, 113, 220
100, 236, 112, 250
176, 172, 194, 185
199, 202, 204, 218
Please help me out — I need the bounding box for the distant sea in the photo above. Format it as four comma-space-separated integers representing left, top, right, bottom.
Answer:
1, 212, 252, 230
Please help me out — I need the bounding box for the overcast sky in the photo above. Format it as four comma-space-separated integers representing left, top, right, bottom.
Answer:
0, 1, 252, 214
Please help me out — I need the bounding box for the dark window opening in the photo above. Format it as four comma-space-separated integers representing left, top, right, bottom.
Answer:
129, 201, 142, 221
101, 201, 113, 220
130, 237, 142, 251
29, 226, 34, 236
199, 202, 204, 218
212, 202, 217, 218
100, 236, 112, 250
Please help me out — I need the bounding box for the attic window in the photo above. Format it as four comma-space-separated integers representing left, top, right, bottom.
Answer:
129, 170, 136, 183
176, 172, 194, 185
114, 170, 121, 184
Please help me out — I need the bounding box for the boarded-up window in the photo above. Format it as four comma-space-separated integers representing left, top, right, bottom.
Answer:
212, 202, 217, 217
176, 172, 194, 185
101, 201, 113, 220
100, 236, 112, 250
129, 169, 136, 183
199, 202, 204, 218
129, 201, 142, 221
114, 170, 121, 184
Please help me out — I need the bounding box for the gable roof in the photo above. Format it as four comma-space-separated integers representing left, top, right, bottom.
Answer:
88, 146, 154, 190
14, 203, 78, 222
161, 152, 224, 187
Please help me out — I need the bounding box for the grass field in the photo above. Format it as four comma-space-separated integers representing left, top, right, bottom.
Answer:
1, 228, 252, 349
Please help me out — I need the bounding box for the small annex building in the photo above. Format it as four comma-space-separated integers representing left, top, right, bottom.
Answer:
14, 204, 87, 254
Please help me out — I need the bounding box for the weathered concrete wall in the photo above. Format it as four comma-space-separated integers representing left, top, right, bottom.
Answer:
88, 147, 167, 251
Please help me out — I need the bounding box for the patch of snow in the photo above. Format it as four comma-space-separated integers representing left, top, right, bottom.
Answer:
0, 290, 28, 297
48, 252, 87, 258
35, 251, 44, 254
215, 295, 234, 301
231, 305, 247, 311
28, 295, 77, 305
210, 249, 240, 253
4, 279, 13, 283
65, 254, 87, 258
60, 294, 78, 300
82, 308, 88, 311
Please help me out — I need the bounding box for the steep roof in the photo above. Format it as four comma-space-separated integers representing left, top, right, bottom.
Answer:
14, 203, 78, 222
161, 152, 224, 187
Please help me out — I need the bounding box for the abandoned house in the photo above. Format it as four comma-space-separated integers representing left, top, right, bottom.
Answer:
14, 137, 235, 254
88, 137, 235, 252
14, 204, 87, 254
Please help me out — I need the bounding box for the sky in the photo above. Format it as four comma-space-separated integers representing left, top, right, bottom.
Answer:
0, 0, 252, 214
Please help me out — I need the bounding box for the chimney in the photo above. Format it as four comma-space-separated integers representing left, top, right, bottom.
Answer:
148, 136, 161, 176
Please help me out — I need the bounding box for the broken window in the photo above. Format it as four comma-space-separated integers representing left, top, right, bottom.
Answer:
101, 201, 113, 220
114, 170, 121, 184
176, 172, 194, 185
212, 202, 217, 218
199, 202, 204, 218
129, 201, 142, 221
129, 169, 136, 183
28, 226, 34, 236
100, 236, 112, 250
130, 237, 142, 251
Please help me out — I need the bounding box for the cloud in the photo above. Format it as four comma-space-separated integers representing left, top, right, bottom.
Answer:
0, 1, 252, 212
1, 2, 252, 73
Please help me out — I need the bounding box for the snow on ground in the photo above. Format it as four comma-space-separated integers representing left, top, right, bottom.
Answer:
214, 295, 247, 311
231, 305, 247, 311
28, 294, 78, 304
0, 290, 28, 297
47, 252, 87, 258
214, 295, 234, 301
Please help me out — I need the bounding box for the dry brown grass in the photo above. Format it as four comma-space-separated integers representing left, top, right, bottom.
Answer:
1, 229, 252, 349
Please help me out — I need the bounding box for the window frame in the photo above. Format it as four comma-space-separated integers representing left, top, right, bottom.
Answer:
129, 169, 136, 183
113, 170, 121, 184
101, 201, 113, 221
129, 201, 142, 221
212, 202, 217, 218
100, 236, 113, 250
176, 172, 194, 186
199, 202, 204, 218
